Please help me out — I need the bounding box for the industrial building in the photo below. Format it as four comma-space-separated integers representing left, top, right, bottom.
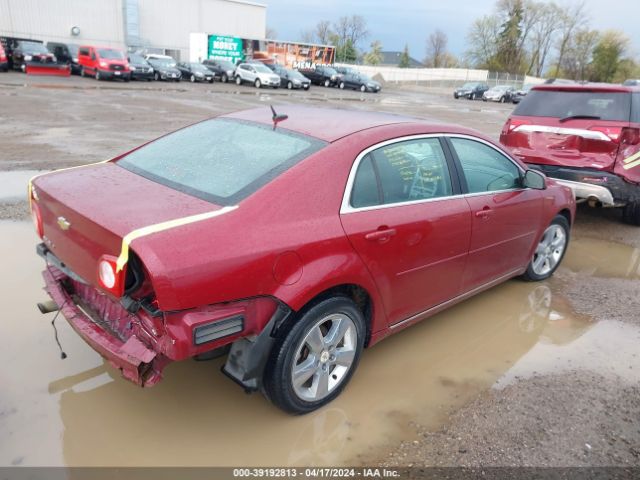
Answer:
0, 0, 267, 61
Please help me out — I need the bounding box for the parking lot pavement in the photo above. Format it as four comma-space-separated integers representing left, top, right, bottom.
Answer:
1, 72, 638, 468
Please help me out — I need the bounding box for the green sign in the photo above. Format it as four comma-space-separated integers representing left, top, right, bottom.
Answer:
208, 35, 243, 62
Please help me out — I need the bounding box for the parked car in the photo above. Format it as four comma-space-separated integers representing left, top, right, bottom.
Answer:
266, 64, 311, 90
0, 44, 7, 72
483, 85, 516, 103
176, 62, 214, 83
338, 72, 381, 93
30, 106, 574, 414
500, 83, 640, 225
12, 40, 56, 72
298, 65, 341, 87
127, 54, 154, 81
623, 79, 640, 86
46, 42, 80, 74
235, 62, 280, 88
512, 84, 534, 104
453, 82, 489, 100
78, 46, 130, 81
145, 54, 181, 82
202, 58, 236, 82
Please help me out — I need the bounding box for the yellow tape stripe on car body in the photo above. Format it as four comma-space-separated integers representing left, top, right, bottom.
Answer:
622, 151, 640, 170
115, 206, 238, 272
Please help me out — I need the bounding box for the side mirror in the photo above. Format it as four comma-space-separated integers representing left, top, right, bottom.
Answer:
523, 169, 546, 190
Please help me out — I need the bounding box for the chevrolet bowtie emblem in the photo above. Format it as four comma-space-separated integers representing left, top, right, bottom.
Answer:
57, 216, 71, 230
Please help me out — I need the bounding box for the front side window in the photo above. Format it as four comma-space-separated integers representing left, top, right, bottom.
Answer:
118, 119, 326, 204
350, 138, 453, 208
450, 138, 521, 193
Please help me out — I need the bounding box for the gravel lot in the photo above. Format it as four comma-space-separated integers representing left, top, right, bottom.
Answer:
0, 71, 638, 469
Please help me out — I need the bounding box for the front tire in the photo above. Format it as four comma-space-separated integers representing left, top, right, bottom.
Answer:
221, 73, 228, 83
254, 78, 261, 88
522, 215, 570, 281
360, 84, 366, 92
236, 75, 242, 85
324, 79, 330, 87
263, 296, 365, 414
339, 82, 345, 89
287, 81, 293, 89
154, 72, 160, 81
190, 74, 195, 83
622, 201, 640, 226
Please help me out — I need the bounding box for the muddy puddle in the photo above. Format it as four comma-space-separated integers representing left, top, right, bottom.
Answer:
0, 220, 636, 467
563, 236, 640, 280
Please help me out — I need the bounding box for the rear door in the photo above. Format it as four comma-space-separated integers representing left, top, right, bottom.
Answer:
447, 136, 543, 291
502, 88, 632, 171
340, 136, 471, 325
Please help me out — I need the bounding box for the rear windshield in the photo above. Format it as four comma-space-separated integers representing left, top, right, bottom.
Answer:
117, 119, 326, 204
514, 90, 632, 122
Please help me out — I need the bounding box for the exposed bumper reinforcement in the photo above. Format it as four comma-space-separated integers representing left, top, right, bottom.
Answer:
553, 179, 616, 207
42, 268, 167, 387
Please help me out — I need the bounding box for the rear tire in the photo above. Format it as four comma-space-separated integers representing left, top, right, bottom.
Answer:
287, 81, 293, 89
360, 84, 366, 92
236, 75, 242, 85
262, 296, 365, 414
190, 74, 195, 83
622, 201, 640, 226
221, 73, 228, 83
324, 79, 330, 87
522, 215, 570, 281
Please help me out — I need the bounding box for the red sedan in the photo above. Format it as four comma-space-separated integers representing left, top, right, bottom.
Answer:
31, 106, 575, 414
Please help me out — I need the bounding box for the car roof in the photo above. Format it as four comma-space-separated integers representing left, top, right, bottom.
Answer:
222, 106, 475, 143
532, 83, 640, 93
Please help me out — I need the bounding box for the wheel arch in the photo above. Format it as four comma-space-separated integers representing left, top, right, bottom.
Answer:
558, 208, 573, 226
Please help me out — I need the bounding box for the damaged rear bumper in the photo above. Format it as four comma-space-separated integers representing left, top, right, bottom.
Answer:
42, 267, 168, 386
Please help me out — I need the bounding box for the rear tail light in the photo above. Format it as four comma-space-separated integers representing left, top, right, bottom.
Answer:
620, 127, 640, 145
98, 255, 125, 297
31, 200, 44, 238
503, 118, 531, 135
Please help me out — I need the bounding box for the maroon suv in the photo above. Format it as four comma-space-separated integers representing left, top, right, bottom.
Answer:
500, 84, 640, 225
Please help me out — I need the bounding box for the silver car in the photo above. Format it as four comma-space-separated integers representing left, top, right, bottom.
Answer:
235, 63, 281, 88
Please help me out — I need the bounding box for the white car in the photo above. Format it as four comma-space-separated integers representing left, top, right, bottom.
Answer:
235, 63, 281, 88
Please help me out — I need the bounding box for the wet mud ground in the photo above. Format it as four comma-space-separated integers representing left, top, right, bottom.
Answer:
0, 72, 638, 467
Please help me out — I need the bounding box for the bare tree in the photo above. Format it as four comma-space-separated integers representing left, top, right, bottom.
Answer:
315, 20, 332, 45
553, 1, 589, 77
527, 2, 563, 76
333, 15, 369, 50
465, 15, 501, 68
425, 30, 448, 68
560, 28, 599, 80
265, 26, 277, 39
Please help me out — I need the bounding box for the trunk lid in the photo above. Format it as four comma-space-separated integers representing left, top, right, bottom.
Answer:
33, 162, 223, 288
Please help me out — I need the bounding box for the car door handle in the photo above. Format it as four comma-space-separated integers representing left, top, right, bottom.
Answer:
475, 207, 493, 219
365, 228, 397, 242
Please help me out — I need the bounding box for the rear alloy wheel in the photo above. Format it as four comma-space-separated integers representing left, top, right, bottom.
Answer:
622, 201, 640, 226
287, 81, 293, 89
360, 84, 366, 92
222, 73, 228, 83
339, 82, 345, 89
235, 75, 242, 85
522, 215, 570, 281
254, 78, 261, 88
190, 74, 195, 83
154, 72, 160, 81
324, 79, 330, 87
263, 296, 365, 414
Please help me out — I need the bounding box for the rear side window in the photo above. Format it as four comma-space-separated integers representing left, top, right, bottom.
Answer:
117, 119, 325, 205
350, 138, 453, 208
515, 90, 631, 122
450, 138, 521, 193
632, 93, 640, 123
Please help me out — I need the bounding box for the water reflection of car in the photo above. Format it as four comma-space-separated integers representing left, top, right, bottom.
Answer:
512, 84, 534, 104
177, 62, 214, 83
338, 72, 381, 93
46, 42, 81, 74
201, 58, 236, 83
267, 64, 311, 90
483, 85, 516, 103
453, 82, 489, 100
145, 54, 181, 82
127, 54, 154, 81
31, 106, 575, 414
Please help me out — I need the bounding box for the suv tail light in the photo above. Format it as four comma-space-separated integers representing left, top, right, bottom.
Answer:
620, 127, 640, 146
31, 200, 44, 238
502, 118, 531, 135
98, 255, 125, 297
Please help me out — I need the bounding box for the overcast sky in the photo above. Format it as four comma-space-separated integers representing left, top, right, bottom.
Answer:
264, 0, 639, 61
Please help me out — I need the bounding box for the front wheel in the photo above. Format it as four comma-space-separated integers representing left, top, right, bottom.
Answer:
190, 74, 195, 83
522, 215, 570, 281
360, 84, 366, 92
324, 79, 330, 87
221, 73, 228, 83
254, 79, 261, 88
235, 75, 242, 85
262, 296, 365, 414
470, 93, 475, 100
154, 72, 160, 81
339, 82, 345, 89
287, 81, 293, 89
622, 201, 640, 226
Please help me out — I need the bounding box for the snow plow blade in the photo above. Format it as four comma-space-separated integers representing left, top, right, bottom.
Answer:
26, 63, 70, 76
